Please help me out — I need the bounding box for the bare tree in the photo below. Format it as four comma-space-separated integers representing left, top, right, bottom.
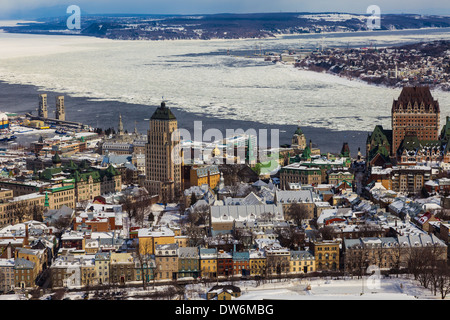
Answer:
53, 215, 72, 232
78, 200, 90, 211
406, 245, 445, 293
435, 262, 450, 299
185, 225, 206, 247
193, 204, 210, 226
318, 225, 335, 241
123, 168, 135, 185
120, 195, 135, 220
31, 204, 44, 222
228, 181, 241, 198
275, 226, 304, 250
345, 245, 370, 277
10, 201, 28, 224
133, 240, 153, 290
434, 209, 450, 221
287, 203, 309, 227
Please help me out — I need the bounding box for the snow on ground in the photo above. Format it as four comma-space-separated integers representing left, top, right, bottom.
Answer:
0, 293, 27, 300
150, 203, 182, 227
235, 276, 438, 300
7, 275, 440, 300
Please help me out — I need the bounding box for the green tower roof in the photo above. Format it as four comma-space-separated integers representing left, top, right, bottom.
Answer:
151, 102, 177, 121
44, 192, 49, 208
294, 127, 304, 136
52, 153, 62, 164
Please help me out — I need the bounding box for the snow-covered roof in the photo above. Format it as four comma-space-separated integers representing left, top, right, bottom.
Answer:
210, 204, 284, 223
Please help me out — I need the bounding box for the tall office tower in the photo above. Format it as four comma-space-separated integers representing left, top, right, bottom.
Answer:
38, 94, 48, 118
145, 102, 182, 203
391, 86, 440, 155
55, 96, 65, 121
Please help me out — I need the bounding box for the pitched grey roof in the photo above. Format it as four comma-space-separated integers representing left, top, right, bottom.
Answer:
178, 247, 199, 259
275, 190, 315, 203
14, 258, 35, 269
290, 250, 314, 260
398, 233, 446, 247
210, 204, 284, 222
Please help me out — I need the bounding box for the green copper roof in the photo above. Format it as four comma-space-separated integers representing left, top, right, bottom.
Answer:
441, 116, 450, 140
368, 125, 391, 147
151, 102, 177, 121
397, 134, 442, 155
301, 145, 311, 159
52, 152, 62, 164
294, 127, 304, 136
44, 192, 49, 207
40, 167, 63, 180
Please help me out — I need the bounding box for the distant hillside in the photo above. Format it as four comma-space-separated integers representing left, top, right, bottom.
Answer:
3, 12, 450, 40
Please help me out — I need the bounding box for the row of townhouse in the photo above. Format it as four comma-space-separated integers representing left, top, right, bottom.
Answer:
342, 234, 447, 273
48, 243, 320, 288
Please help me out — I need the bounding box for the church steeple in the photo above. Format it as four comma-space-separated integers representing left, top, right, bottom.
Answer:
44, 192, 49, 208
118, 114, 124, 136
52, 153, 62, 168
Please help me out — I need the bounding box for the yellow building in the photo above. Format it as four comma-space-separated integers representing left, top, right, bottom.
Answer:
154, 243, 178, 281
249, 250, 266, 277
94, 252, 111, 285
289, 250, 315, 274
74, 175, 101, 203
0, 194, 44, 227
44, 183, 76, 210
311, 240, 340, 271
80, 260, 96, 287
16, 247, 46, 274
138, 227, 175, 255
189, 165, 221, 189
207, 285, 241, 300
199, 248, 217, 279
110, 252, 134, 285
175, 235, 188, 248
14, 258, 38, 290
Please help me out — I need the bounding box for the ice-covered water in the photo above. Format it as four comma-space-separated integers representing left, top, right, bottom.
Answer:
0, 27, 450, 131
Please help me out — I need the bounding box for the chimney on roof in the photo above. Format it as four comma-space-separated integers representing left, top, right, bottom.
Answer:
23, 224, 29, 247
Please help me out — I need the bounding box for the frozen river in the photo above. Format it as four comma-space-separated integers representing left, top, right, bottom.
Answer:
0, 24, 449, 153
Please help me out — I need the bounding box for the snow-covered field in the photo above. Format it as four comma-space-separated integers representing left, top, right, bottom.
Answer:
0, 26, 449, 132
150, 203, 182, 227
6, 276, 438, 301
234, 276, 436, 300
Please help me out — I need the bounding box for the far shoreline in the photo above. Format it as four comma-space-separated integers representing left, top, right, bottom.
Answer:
1, 18, 449, 43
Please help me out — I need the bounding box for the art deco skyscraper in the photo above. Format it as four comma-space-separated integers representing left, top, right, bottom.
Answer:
145, 102, 182, 203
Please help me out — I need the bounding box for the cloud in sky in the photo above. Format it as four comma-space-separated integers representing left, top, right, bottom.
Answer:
0, 0, 449, 19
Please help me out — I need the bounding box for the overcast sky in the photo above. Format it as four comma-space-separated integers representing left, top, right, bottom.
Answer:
1, 0, 449, 19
